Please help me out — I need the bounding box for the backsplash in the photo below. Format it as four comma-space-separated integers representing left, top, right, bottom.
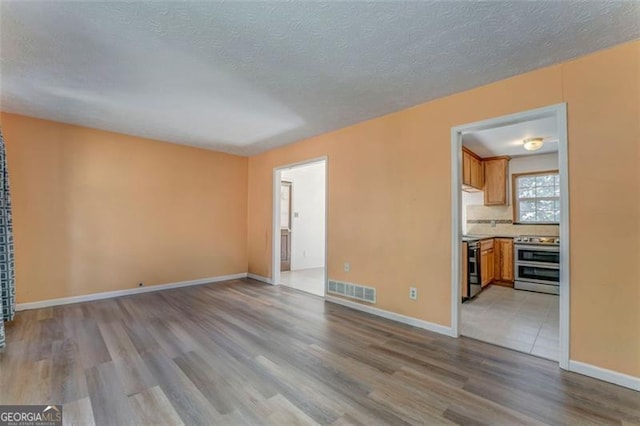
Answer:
466, 205, 560, 237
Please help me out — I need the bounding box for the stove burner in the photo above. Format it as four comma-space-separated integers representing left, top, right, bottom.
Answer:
514, 236, 560, 245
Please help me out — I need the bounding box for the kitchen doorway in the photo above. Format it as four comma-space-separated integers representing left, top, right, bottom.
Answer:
450, 104, 570, 369
272, 158, 327, 297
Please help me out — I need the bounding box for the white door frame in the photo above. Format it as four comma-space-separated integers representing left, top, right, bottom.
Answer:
272, 156, 328, 296
450, 103, 570, 370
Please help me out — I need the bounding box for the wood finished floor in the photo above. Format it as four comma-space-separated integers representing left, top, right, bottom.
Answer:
1, 278, 638, 426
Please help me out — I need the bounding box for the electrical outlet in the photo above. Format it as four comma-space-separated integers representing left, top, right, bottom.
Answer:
344, 262, 350, 273
409, 287, 418, 300
491, 220, 497, 228
138, 282, 144, 287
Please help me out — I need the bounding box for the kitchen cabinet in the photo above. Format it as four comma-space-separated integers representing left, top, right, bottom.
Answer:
463, 152, 471, 187
483, 157, 510, 205
480, 239, 494, 287
462, 148, 484, 191
471, 157, 484, 189
494, 238, 514, 284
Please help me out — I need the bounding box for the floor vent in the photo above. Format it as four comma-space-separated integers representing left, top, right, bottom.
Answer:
328, 280, 376, 303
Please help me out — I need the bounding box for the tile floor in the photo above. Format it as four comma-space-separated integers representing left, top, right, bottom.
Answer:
280, 267, 325, 297
461, 285, 559, 361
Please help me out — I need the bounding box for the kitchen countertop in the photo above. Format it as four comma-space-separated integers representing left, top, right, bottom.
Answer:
462, 234, 515, 242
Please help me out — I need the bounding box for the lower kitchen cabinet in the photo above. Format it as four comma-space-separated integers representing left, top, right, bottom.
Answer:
494, 238, 514, 284
480, 239, 494, 287
478, 238, 513, 288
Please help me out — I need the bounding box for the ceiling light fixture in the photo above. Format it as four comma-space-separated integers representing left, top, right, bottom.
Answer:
523, 137, 544, 151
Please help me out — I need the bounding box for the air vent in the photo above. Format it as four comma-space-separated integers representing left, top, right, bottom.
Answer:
328, 280, 376, 303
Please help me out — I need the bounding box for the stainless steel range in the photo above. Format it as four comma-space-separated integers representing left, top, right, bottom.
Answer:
514, 236, 560, 295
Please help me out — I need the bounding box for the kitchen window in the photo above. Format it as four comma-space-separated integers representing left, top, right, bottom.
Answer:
512, 171, 560, 224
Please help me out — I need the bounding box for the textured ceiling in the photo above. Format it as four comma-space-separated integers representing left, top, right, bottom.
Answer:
1, 2, 638, 155
463, 116, 558, 158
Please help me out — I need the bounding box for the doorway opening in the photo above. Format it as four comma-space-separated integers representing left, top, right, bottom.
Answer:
272, 158, 327, 297
280, 180, 293, 272
451, 104, 570, 369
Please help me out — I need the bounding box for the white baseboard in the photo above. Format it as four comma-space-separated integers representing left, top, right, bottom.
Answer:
247, 273, 273, 285
325, 295, 455, 337
569, 360, 640, 392
16, 273, 249, 311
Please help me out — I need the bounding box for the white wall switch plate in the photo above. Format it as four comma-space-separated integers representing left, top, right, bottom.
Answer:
344, 262, 350, 272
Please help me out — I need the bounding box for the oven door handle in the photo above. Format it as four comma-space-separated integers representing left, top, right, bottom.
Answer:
515, 244, 560, 252
516, 261, 560, 269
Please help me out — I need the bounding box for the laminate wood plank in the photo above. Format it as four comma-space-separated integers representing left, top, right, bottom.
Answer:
302, 346, 423, 426
141, 350, 224, 425
129, 386, 184, 426
441, 408, 490, 426
50, 338, 88, 404
463, 377, 636, 425
74, 320, 112, 370
145, 319, 197, 359
279, 344, 373, 398
0, 336, 51, 404
173, 350, 241, 415
19, 358, 51, 404
214, 379, 273, 424
62, 397, 95, 426
330, 413, 369, 426
306, 343, 389, 389
252, 354, 345, 425
1, 278, 638, 426
56, 304, 85, 341
81, 300, 125, 325
170, 321, 277, 400
312, 337, 400, 376
3, 309, 30, 343
392, 367, 544, 426
368, 385, 454, 425
252, 349, 412, 426
16, 315, 56, 363
121, 321, 161, 356
113, 356, 158, 398
369, 343, 471, 387
98, 321, 141, 360
98, 321, 158, 396
0, 340, 28, 404
266, 393, 320, 426
40, 316, 64, 343
85, 361, 134, 426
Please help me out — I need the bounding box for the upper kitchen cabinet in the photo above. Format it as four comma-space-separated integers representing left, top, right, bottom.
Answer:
483, 156, 510, 205
462, 147, 484, 191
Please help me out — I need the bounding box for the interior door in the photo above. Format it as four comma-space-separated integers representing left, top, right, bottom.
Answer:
280, 181, 292, 272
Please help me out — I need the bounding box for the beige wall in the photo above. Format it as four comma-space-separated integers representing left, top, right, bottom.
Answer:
562, 43, 639, 377
1, 113, 248, 303
247, 41, 639, 377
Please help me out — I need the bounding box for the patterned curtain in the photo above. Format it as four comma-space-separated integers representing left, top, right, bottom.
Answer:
0, 128, 15, 349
